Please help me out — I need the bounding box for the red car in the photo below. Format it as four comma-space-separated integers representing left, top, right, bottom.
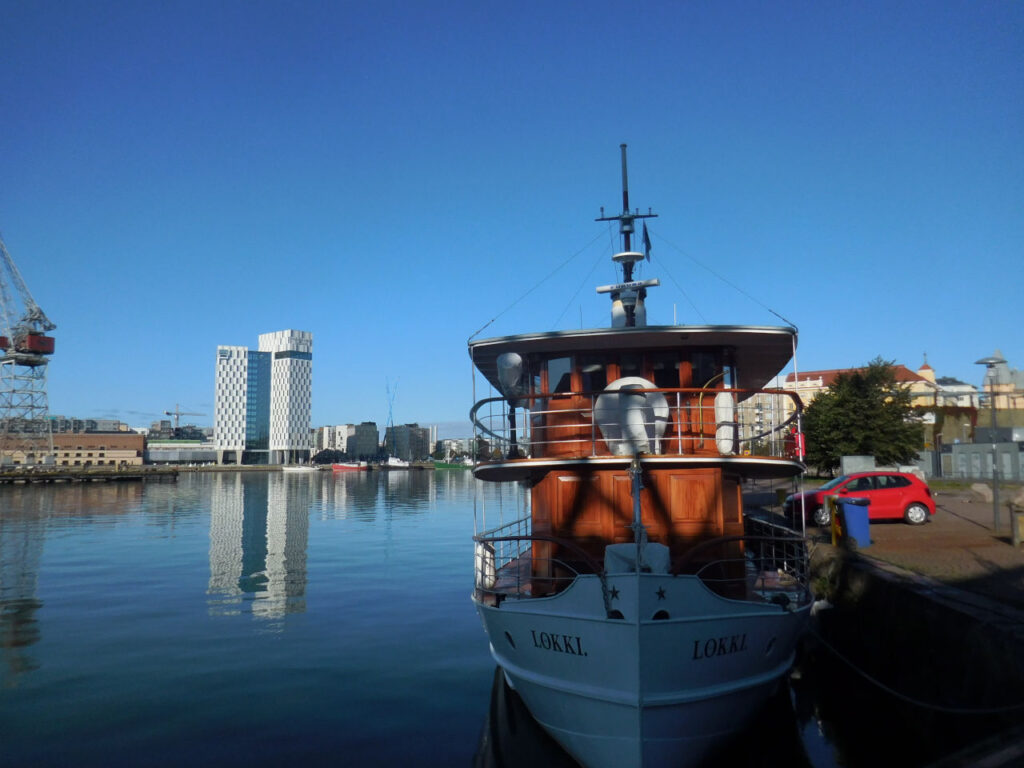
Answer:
784, 471, 935, 527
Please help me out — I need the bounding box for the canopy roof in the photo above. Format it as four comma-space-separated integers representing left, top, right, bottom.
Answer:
469, 325, 797, 393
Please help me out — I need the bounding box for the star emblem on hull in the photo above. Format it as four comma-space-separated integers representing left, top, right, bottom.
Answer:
656, 587, 666, 600
610, 586, 620, 600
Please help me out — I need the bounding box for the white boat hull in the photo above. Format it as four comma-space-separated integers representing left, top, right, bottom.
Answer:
475, 573, 808, 768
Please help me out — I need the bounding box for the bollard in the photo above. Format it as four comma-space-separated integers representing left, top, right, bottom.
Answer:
828, 496, 840, 546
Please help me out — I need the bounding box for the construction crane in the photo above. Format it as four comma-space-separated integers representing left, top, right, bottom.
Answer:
0, 233, 57, 465
164, 404, 205, 429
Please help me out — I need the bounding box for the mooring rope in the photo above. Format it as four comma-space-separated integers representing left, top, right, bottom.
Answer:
808, 622, 1024, 715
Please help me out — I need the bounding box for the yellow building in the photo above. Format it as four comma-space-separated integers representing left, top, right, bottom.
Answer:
782, 364, 937, 409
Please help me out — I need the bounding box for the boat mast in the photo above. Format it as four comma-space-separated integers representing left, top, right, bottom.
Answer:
596, 144, 659, 327
620, 146, 634, 260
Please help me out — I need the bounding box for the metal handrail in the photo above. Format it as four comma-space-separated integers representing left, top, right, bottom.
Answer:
475, 529, 811, 610
672, 533, 804, 572
671, 531, 811, 606
473, 532, 606, 575
470, 386, 803, 462
473, 532, 613, 613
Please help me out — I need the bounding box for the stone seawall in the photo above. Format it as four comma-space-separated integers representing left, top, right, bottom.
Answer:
809, 545, 1024, 754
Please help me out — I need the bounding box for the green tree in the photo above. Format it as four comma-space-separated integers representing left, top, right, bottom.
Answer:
803, 358, 923, 474
312, 449, 345, 465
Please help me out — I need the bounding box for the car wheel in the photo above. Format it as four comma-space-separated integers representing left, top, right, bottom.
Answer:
904, 503, 929, 525
812, 505, 831, 527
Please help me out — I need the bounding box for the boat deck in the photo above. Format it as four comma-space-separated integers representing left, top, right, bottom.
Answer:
475, 515, 810, 611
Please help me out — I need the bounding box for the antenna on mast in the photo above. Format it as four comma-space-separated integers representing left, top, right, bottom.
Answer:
595, 144, 660, 327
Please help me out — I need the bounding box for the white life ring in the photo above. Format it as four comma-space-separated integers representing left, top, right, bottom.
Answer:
593, 377, 670, 455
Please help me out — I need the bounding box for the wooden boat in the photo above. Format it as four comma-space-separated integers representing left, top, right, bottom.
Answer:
468, 146, 811, 768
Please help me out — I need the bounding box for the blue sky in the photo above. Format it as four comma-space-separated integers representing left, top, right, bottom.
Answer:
2, 1, 1021, 437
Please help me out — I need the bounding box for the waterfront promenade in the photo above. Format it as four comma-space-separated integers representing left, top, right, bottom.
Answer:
751, 481, 1024, 614
829, 487, 1024, 614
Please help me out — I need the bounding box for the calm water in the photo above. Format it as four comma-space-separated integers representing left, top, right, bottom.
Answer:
0, 469, 923, 767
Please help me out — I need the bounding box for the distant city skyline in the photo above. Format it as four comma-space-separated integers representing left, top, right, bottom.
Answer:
2, 2, 1020, 429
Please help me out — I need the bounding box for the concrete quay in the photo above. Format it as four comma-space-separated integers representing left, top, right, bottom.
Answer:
795, 486, 1024, 766
827, 486, 1024, 612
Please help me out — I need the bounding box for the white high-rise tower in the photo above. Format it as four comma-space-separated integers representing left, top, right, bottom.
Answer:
213, 329, 312, 465
259, 329, 313, 465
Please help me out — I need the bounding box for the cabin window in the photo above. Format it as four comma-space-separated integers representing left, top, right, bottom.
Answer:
546, 357, 573, 394
722, 363, 737, 389
619, 353, 643, 380
692, 351, 721, 389
579, 356, 607, 394
650, 352, 680, 389
525, 355, 542, 397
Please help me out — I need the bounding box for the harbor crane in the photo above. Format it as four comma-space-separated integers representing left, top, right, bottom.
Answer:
0, 233, 57, 464
164, 404, 205, 429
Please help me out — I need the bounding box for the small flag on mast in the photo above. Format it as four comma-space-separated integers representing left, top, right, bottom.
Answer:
642, 222, 651, 261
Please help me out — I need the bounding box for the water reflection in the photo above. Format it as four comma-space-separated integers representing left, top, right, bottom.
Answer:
473, 667, 578, 767
311, 468, 474, 521
314, 471, 384, 519
0, 468, 898, 766
0, 508, 45, 684
207, 472, 310, 619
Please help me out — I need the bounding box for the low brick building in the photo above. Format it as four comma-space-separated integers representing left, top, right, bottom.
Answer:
51, 433, 145, 467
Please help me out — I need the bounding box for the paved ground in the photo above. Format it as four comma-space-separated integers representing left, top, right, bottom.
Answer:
851, 489, 1024, 609
754, 482, 1024, 613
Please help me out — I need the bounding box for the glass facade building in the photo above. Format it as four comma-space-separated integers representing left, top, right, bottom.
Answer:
215, 330, 312, 465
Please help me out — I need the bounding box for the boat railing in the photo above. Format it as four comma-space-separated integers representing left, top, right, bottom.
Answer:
473, 529, 612, 610
673, 529, 811, 608
469, 387, 802, 463
475, 523, 811, 610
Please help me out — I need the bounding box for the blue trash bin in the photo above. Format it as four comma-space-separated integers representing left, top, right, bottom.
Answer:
839, 497, 871, 548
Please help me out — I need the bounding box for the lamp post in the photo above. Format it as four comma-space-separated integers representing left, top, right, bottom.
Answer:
975, 355, 1007, 532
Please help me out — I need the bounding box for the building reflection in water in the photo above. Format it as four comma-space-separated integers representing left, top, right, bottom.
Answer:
207, 472, 310, 619
0, 489, 47, 685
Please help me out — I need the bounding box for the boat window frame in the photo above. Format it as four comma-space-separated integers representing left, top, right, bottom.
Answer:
542, 355, 574, 395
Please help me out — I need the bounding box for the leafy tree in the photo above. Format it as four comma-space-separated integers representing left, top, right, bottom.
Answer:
312, 449, 346, 464
803, 358, 923, 474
